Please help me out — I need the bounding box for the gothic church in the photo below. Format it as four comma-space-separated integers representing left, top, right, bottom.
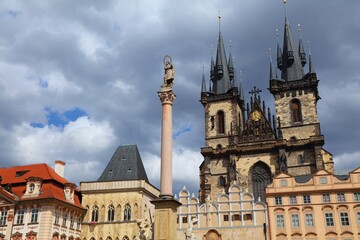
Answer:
198, 12, 334, 203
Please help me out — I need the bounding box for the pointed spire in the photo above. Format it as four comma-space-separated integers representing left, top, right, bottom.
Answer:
201, 66, 207, 93
298, 24, 307, 67
308, 41, 316, 74
269, 48, 275, 80
210, 44, 215, 81
228, 40, 235, 81
212, 15, 231, 94
280, 9, 304, 81
276, 29, 283, 70
239, 70, 244, 100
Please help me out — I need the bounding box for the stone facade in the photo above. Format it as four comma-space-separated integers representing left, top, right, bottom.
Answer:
80, 180, 159, 240
177, 184, 268, 240
266, 168, 360, 240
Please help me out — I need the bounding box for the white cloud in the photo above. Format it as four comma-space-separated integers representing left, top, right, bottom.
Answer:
12, 116, 116, 165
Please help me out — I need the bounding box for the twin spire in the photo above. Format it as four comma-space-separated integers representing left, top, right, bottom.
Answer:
273, 3, 316, 81
202, 15, 241, 96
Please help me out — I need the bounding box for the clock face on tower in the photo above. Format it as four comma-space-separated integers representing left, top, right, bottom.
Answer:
251, 110, 261, 122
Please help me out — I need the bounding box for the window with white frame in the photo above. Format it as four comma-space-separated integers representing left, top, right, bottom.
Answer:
70, 215, 74, 229
303, 195, 311, 204
354, 192, 360, 202
319, 177, 327, 184
276, 214, 284, 228
291, 214, 300, 227
55, 210, 60, 225
30, 208, 39, 223
275, 196, 282, 205
305, 213, 314, 227
289, 196, 297, 204
62, 213, 67, 227
325, 212, 334, 226
77, 217, 81, 230
0, 211, 8, 225
340, 212, 350, 226
16, 209, 24, 224
322, 193, 331, 203
337, 193, 346, 202
29, 183, 35, 192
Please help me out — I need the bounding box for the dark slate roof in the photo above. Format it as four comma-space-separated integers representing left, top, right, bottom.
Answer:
294, 175, 312, 183
98, 145, 149, 182
334, 174, 349, 181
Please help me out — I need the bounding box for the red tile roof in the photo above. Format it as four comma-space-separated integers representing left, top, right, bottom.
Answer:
0, 163, 83, 209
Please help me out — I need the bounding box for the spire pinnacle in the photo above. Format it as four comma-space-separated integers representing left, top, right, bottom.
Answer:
283, 0, 287, 18
201, 66, 207, 93
239, 70, 244, 100
307, 41, 316, 74
269, 48, 275, 80
276, 29, 283, 70
298, 24, 307, 67
218, 10, 221, 33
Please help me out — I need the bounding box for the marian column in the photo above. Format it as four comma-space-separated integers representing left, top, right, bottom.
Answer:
152, 55, 181, 240
158, 56, 176, 197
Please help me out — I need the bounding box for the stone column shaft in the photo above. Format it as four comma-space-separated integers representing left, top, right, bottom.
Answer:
158, 90, 176, 198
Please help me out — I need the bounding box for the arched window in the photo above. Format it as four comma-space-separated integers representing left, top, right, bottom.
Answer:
108, 205, 115, 222
219, 176, 226, 187
290, 99, 302, 123
91, 205, 99, 222
122, 237, 129, 240
217, 111, 225, 134
124, 204, 131, 221
250, 162, 272, 202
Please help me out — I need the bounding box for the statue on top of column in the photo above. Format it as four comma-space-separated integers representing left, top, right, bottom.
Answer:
162, 55, 175, 88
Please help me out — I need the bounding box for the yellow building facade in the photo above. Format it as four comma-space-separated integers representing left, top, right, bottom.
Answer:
266, 168, 360, 240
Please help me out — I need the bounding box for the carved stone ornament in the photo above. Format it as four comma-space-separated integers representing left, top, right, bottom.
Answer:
158, 91, 176, 104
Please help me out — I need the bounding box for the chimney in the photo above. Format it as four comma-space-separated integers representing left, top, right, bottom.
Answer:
54, 160, 66, 177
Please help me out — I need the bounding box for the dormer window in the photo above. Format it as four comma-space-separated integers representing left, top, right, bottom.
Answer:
64, 183, 75, 203
29, 183, 35, 192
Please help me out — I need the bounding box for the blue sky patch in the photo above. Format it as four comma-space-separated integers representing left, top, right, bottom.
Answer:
30, 107, 88, 129
173, 124, 192, 140
7, 10, 22, 18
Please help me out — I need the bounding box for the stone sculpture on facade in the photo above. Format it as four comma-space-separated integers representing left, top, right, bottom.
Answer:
185, 218, 198, 240
136, 218, 152, 240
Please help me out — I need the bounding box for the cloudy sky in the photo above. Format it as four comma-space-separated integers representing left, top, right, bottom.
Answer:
0, 1, 359, 196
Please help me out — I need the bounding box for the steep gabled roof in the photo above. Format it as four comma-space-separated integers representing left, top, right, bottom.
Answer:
0, 164, 83, 209
98, 145, 149, 182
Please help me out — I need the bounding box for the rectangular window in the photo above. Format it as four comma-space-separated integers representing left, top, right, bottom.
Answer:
340, 212, 350, 226
337, 193, 346, 202
70, 215, 74, 229
303, 195, 311, 204
357, 212, 360, 225
291, 214, 300, 227
325, 213, 334, 226
323, 193, 331, 203
30, 208, 38, 223
55, 210, 60, 225
276, 214, 284, 228
62, 213, 67, 227
232, 214, 241, 221
305, 213, 314, 227
16, 209, 24, 224
0, 211, 8, 225
275, 196, 282, 205
289, 196, 297, 204
223, 215, 229, 221
77, 217, 81, 230
182, 216, 187, 223
354, 192, 360, 202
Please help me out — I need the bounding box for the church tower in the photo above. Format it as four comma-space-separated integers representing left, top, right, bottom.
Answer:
199, 21, 245, 202
198, 7, 334, 203
269, 13, 334, 176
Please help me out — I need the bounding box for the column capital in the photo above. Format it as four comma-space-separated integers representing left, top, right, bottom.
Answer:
158, 89, 176, 104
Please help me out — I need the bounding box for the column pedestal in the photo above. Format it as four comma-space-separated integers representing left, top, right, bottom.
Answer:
151, 198, 181, 240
